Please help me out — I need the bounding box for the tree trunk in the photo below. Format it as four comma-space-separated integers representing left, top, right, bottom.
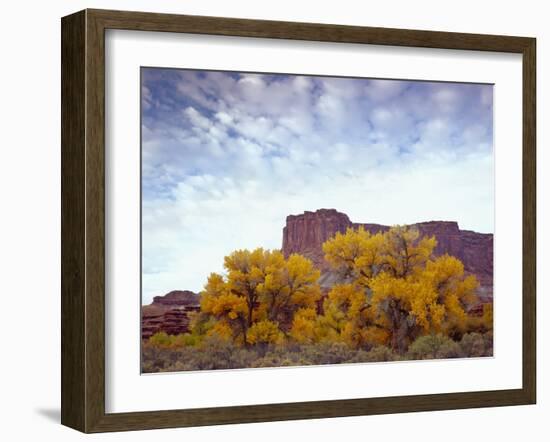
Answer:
240, 318, 248, 348
388, 299, 411, 354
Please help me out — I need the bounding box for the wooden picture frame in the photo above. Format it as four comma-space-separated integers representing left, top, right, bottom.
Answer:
61, 8, 536, 433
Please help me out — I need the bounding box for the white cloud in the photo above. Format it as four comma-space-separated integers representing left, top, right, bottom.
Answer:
364, 79, 408, 102
183, 106, 211, 130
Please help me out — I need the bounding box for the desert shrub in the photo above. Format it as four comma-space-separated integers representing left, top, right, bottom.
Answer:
299, 342, 356, 365
176, 333, 203, 347
142, 340, 410, 372
141, 359, 157, 373
248, 343, 362, 368
366, 345, 399, 362
346, 345, 398, 363
453, 331, 493, 358
188, 335, 258, 370
483, 331, 493, 356
251, 352, 307, 368
167, 360, 195, 372
148, 331, 173, 348
148, 331, 203, 349
142, 351, 164, 373
248, 344, 304, 368
407, 334, 461, 360
250, 353, 284, 368
459, 332, 489, 357
143, 337, 260, 372
343, 350, 371, 363
141, 345, 185, 372
145, 337, 483, 372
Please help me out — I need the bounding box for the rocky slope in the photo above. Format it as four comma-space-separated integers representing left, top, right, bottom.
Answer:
141, 290, 200, 339
283, 209, 493, 297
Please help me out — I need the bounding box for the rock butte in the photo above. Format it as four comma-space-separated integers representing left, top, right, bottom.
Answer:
283, 209, 493, 296
142, 209, 493, 338
141, 290, 200, 340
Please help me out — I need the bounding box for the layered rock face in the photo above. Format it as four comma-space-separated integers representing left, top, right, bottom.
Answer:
283, 209, 493, 296
141, 290, 200, 340
151, 290, 200, 307
283, 209, 353, 272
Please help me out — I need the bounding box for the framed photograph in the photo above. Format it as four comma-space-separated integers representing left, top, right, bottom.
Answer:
61, 9, 536, 433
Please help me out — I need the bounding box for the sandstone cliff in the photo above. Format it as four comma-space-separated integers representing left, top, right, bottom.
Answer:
283, 209, 493, 297
141, 290, 200, 339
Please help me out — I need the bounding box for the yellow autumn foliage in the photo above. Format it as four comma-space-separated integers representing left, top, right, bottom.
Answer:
198, 248, 321, 346
322, 226, 479, 351
189, 225, 484, 355
247, 320, 284, 345
322, 227, 386, 285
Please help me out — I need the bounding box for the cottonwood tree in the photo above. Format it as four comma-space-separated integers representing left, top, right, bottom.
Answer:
321, 226, 479, 352
199, 248, 320, 346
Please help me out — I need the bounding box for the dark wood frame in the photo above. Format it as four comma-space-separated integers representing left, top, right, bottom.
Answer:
61, 8, 536, 433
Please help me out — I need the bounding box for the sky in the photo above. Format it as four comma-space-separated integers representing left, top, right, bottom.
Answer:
141, 68, 493, 303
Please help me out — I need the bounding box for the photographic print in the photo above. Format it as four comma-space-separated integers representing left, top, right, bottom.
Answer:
140, 68, 494, 374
